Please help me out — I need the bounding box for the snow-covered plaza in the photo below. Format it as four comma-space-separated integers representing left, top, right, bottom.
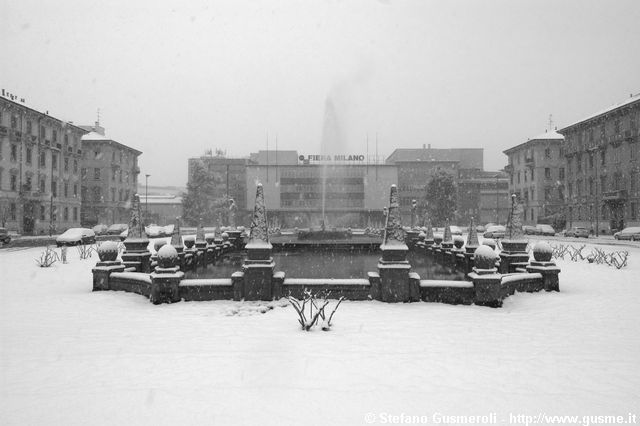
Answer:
1, 239, 639, 425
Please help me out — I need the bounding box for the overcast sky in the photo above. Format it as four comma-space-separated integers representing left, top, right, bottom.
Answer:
1, 0, 639, 187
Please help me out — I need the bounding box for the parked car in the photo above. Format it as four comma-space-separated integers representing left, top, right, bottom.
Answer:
483, 225, 506, 239
0, 227, 11, 244
613, 227, 640, 241
92, 224, 109, 235
107, 223, 129, 235
56, 228, 96, 246
523, 225, 539, 235
449, 225, 463, 236
536, 224, 556, 236
564, 227, 590, 238
475, 225, 486, 233
145, 224, 163, 238
119, 228, 128, 241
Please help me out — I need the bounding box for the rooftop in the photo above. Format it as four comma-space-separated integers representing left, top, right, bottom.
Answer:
559, 92, 640, 132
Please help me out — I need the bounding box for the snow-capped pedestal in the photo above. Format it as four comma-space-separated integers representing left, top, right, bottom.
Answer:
183, 236, 195, 249
533, 241, 553, 262
150, 244, 184, 304
473, 245, 498, 272
122, 194, 151, 272
453, 235, 465, 249
433, 233, 443, 246
97, 241, 119, 263
243, 183, 275, 301
157, 244, 179, 269
376, 185, 417, 303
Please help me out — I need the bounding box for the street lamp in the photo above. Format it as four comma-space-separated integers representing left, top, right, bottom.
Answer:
145, 174, 150, 225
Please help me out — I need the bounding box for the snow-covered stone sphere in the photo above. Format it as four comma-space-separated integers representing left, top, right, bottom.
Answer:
183, 236, 195, 249
434, 233, 443, 245
418, 232, 426, 240
221, 232, 229, 240
153, 239, 167, 253
474, 245, 497, 269
157, 244, 178, 268
453, 235, 464, 249
533, 241, 553, 262
97, 241, 119, 262
482, 238, 496, 250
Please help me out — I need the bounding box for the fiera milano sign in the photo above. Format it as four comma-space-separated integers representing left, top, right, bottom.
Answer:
299, 154, 365, 162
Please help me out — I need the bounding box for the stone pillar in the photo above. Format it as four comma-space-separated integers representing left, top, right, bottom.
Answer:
232, 271, 244, 301
122, 194, 151, 272
242, 183, 275, 301
149, 245, 184, 304
499, 194, 529, 274
92, 241, 125, 291
377, 185, 415, 302
469, 246, 503, 307
526, 241, 561, 292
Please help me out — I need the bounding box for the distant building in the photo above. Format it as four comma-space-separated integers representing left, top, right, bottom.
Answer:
0, 94, 86, 235
503, 130, 566, 225
139, 195, 183, 225
558, 93, 640, 231
458, 169, 510, 226
80, 124, 142, 226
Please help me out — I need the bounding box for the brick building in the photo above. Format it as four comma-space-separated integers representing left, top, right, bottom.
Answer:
0, 94, 85, 234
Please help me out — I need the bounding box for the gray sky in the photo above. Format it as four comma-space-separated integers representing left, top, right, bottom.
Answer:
2, 0, 639, 187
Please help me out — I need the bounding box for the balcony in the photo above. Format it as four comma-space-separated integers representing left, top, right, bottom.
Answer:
602, 189, 628, 202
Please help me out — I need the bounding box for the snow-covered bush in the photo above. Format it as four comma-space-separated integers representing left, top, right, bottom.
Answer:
35, 247, 59, 267
287, 289, 345, 331
76, 243, 95, 260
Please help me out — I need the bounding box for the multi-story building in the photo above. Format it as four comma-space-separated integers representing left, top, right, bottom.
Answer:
558, 93, 640, 232
187, 147, 508, 228
139, 195, 183, 225
503, 130, 566, 225
79, 124, 141, 226
0, 93, 85, 234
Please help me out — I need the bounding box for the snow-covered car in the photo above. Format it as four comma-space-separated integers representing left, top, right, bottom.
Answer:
475, 225, 486, 233
0, 227, 11, 244
565, 227, 589, 238
449, 225, 463, 236
119, 229, 128, 241
92, 224, 109, 235
145, 224, 163, 237
613, 227, 640, 241
523, 225, 539, 235
483, 225, 506, 239
56, 228, 96, 246
107, 223, 129, 235
536, 224, 556, 236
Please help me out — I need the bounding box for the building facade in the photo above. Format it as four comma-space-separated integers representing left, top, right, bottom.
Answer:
558, 93, 640, 232
139, 195, 183, 225
80, 126, 141, 226
187, 147, 507, 228
0, 95, 85, 234
503, 131, 566, 226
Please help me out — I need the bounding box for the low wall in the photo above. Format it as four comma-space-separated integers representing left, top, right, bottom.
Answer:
109, 272, 152, 298
180, 279, 234, 301
282, 278, 371, 300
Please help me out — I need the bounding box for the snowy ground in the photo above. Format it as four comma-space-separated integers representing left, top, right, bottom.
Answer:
1, 241, 639, 425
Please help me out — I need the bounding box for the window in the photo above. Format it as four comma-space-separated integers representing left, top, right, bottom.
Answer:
531, 169, 534, 180
53, 130, 58, 142
63, 207, 68, 221
73, 159, 78, 174
589, 177, 594, 195
631, 203, 637, 221
544, 188, 551, 201
73, 207, 78, 221
40, 206, 45, 221
64, 182, 68, 198
112, 151, 116, 162
25, 175, 32, 191
40, 178, 45, 194
119, 189, 123, 201
94, 168, 100, 180
601, 175, 607, 193
51, 180, 58, 197
10, 144, 17, 162
92, 186, 102, 202
559, 168, 565, 180
27, 120, 32, 134
10, 115, 17, 129
589, 153, 594, 169
39, 151, 46, 168
10, 203, 16, 220
26, 147, 32, 164
10, 174, 17, 191
558, 186, 565, 201
39, 125, 45, 139
112, 169, 116, 181
517, 172, 521, 184
118, 170, 122, 183
125, 171, 129, 184
81, 168, 87, 179
544, 148, 551, 159
52, 153, 58, 170
64, 157, 69, 172
545, 168, 551, 179
614, 119, 620, 134
111, 188, 116, 202
73, 184, 78, 198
